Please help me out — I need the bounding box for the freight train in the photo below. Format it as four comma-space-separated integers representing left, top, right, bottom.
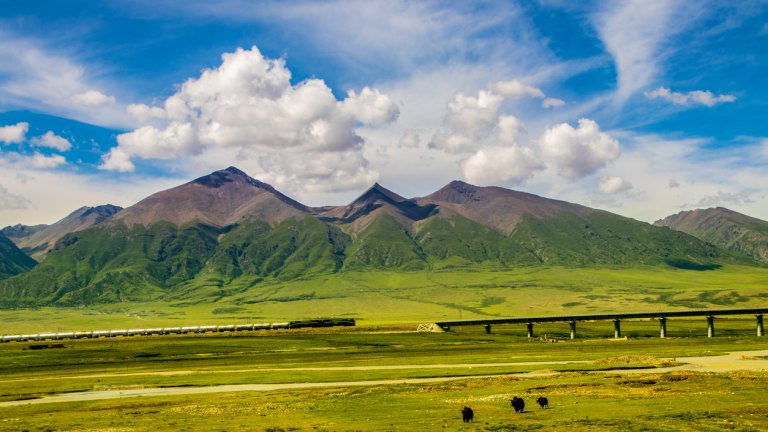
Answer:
0, 318, 355, 342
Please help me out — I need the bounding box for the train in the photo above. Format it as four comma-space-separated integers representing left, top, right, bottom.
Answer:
0, 318, 355, 342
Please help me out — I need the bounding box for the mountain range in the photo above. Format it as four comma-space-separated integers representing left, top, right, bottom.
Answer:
655, 207, 768, 264
0, 167, 759, 306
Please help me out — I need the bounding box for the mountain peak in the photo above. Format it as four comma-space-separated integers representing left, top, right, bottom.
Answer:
193, 166, 273, 190
429, 180, 480, 204
115, 167, 308, 228
355, 182, 406, 205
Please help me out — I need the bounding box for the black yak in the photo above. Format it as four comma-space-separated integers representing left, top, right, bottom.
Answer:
511, 396, 525, 413
461, 406, 474, 423
536, 396, 549, 409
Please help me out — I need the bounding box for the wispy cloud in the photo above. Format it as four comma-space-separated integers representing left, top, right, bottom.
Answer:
0, 33, 130, 127
644, 87, 736, 107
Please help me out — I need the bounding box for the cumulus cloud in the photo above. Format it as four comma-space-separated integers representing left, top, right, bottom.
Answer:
539, 118, 620, 179
30, 131, 72, 151
102, 122, 202, 172
0, 122, 29, 144
429, 80, 561, 154
127, 104, 167, 123
101, 46, 396, 191
68, 90, 116, 107
341, 87, 399, 124
489, 79, 545, 99
542, 97, 565, 108
598, 176, 633, 194
462, 145, 543, 186
2, 151, 67, 169
0, 184, 31, 210
429, 90, 503, 153
644, 87, 736, 107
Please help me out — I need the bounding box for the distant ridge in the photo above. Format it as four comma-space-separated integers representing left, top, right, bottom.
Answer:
0, 231, 36, 279
655, 207, 768, 263
3, 204, 122, 261
418, 180, 594, 235
314, 183, 437, 232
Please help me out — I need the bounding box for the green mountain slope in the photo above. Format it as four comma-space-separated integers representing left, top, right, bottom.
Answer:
655, 207, 768, 264
0, 232, 37, 280
0, 168, 754, 306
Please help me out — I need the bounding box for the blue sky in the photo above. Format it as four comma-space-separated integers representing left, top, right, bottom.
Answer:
0, 0, 767, 226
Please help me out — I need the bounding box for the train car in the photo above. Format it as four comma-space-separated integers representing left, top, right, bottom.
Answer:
216, 324, 235, 332
235, 324, 253, 332
199, 325, 218, 333
288, 318, 356, 329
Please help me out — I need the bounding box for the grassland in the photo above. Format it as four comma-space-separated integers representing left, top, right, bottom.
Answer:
1, 265, 767, 430
1, 265, 767, 333
1, 325, 768, 431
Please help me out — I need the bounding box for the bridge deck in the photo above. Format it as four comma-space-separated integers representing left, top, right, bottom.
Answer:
435, 307, 768, 328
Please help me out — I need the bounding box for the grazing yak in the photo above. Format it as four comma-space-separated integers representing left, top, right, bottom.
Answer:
536, 396, 549, 409
461, 406, 474, 423
511, 396, 525, 413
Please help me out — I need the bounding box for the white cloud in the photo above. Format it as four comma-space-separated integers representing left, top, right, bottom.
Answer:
691, 191, 755, 208
489, 79, 545, 100
341, 87, 399, 124
0, 184, 31, 210
542, 97, 565, 108
593, 0, 691, 104
462, 145, 543, 186
644, 87, 736, 107
598, 176, 633, 194
495, 115, 527, 145
109, 122, 202, 163
127, 104, 167, 123
1, 151, 67, 169
30, 131, 72, 151
28, 152, 67, 169
428, 90, 504, 153
102, 46, 395, 193
398, 131, 421, 148
0, 122, 29, 144
0, 36, 131, 128
68, 90, 116, 107
539, 118, 620, 178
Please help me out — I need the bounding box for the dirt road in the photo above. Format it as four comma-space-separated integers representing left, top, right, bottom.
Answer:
2, 349, 767, 408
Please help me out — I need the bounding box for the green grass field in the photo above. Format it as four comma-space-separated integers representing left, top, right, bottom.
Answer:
1, 265, 767, 430
2, 265, 767, 333
1, 327, 767, 431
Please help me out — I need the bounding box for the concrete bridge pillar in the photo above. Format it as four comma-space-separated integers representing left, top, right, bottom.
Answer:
484, 324, 491, 334
613, 319, 621, 339
659, 317, 667, 338
707, 316, 715, 338
526, 322, 534, 338
757, 314, 764, 337
569, 320, 576, 340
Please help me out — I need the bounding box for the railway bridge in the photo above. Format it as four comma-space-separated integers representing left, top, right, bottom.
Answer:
435, 307, 768, 339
